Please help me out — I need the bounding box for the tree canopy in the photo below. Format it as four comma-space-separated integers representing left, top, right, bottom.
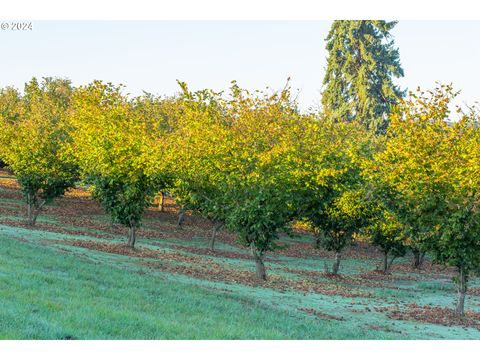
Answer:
68, 81, 172, 247
0, 77, 78, 225
322, 20, 405, 134
372, 85, 480, 315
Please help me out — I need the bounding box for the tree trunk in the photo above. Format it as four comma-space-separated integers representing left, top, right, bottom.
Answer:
419, 251, 426, 266
387, 256, 396, 274
30, 199, 46, 226
382, 251, 389, 274
250, 244, 255, 257
332, 252, 341, 275
177, 207, 186, 227
250, 243, 267, 280
32, 209, 40, 226
455, 266, 467, 316
412, 249, 425, 269
158, 192, 165, 212
26, 193, 45, 226
209, 223, 223, 250
313, 229, 323, 249
254, 255, 267, 281
127, 223, 137, 248
27, 200, 34, 226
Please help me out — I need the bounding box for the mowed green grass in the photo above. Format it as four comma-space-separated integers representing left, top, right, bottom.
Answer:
0, 233, 390, 340
1, 180, 480, 339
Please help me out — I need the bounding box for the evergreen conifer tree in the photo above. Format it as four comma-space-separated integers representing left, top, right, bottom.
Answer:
322, 20, 404, 133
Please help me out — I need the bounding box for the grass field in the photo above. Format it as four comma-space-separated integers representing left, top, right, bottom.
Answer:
1, 171, 480, 339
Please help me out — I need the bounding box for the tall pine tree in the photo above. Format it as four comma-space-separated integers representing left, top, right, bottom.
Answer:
322, 20, 404, 134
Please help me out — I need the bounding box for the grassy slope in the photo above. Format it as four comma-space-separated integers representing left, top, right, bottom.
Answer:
1, 177, 480, 339
0, 232, 390, 340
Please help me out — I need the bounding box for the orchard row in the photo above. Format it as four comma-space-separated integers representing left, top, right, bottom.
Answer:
1, 78, 479, 315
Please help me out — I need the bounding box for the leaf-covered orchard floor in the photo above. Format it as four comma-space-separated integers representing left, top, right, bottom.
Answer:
1, 172, 480, 339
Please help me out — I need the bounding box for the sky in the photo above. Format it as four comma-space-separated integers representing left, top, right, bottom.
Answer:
1, 21, 479, 111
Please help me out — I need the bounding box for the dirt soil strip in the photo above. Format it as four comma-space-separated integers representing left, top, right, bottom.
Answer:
276, 242, 384, 260
153, 243, 287, 264
0, 177, 20, 190
0, 182, 240, 244
0, 218, 116, 239
390, 263, 457, 278
283, 268, 407, 290
468, 287, 480, 296
0, 182, 405, 261
63, 240, 372, 298
357, 270, 417, 282
377, 304, 480, 330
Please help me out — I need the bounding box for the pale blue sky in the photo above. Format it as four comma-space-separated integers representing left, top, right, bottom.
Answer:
1, 21, 479, 111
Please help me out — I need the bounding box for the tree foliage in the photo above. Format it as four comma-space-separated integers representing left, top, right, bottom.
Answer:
289, 118, 373, 274
322, 20, 404, 133
3, 74, 480, 317
364, 203, 406, 274
68, 81, 172, 247
167, 81, 304, 280
373, 84, 480, 315
0, 77, 79, 225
